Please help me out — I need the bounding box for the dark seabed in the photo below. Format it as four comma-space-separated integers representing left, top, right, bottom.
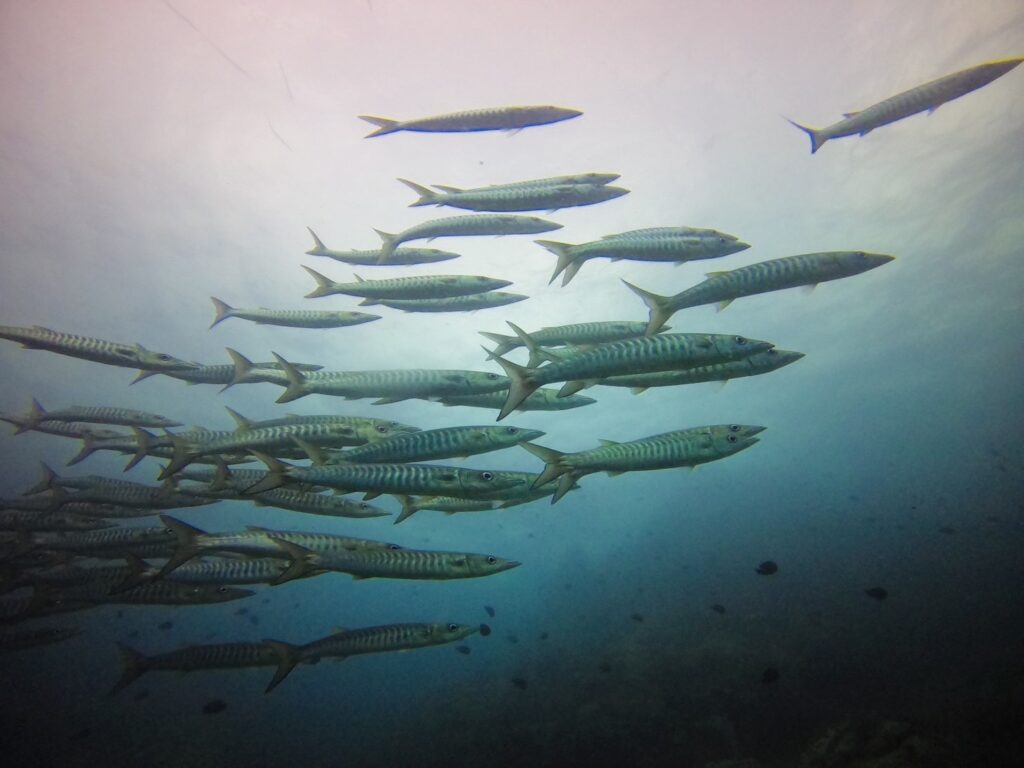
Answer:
1, 1, 1023, 767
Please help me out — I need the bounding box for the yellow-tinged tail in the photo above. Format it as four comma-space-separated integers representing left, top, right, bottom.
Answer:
784, 116, 828, 154
621, 279, 674, 336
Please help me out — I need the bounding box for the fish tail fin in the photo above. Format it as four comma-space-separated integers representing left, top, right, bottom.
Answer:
109, 643, 148, 695
157, 514, 206, 577
394, 495, 419, 524
373, 229, 398, 264
271, 352, 308, 404
224, 347, 256, 391
122, 427, 155, 472
263, 639, 302, 693
397, 178, 442, 207
23, 462, 58, 496
244, 451, 290, 494
267, 538, 317, 585
358, 115, 401, 138
302, 265, 337, 299
486, 348, 540, 422
533, 240, 578, 285
519, 442, 570, 488
209, 297, 234, 329
478, 331, 516, 359
621, 279, 673, 336
783, 116, 827, 154
305, 226, 327, 255
66, 433, 97, 466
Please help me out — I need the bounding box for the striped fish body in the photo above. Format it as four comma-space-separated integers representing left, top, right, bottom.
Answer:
599, 349, 806, 391
0, 626, 80, 653
252, 489, 389, 519
331, 425, 543, 464
1, 414, 125, 440
480, 320, 654, 357
0, 510, 114, 532
403, 180, 628, 212
360, 105, 581, 137
20, 401, 180, 429
555, 426, 762, 475
0, 326, 197, 371
532, 334, 771, 387
304, 267, 512, 300
791, 57, 1024, 152
667, 252, 894, 312
276, 462, 527, 499
280, 368, 510, 402
212, 304, 380, 329
437, 389, 596, 412
300, 546, 520, 580
372, 292, 528, 313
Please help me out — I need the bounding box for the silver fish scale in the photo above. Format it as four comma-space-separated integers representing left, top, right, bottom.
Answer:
145, 642, 280, 671
532, 334, 738, 385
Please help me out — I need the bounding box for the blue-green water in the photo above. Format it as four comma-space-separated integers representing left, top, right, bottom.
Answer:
1, 2, 1022, 766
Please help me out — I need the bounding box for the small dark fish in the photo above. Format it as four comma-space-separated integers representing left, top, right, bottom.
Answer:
68, 727, 92, 742
630, 613, 644, 623
455, 645, 471, 655
711, 604, 726, 615
157, 621, 173, 630
479, 623, 492, 636
235, 608, 249, 616
484, 605, 495, 617
755, 561, 778, 575
202, 699, 227, 715
938, 526, 956, 535
864, 587, 888, 601
539, 632, 549, 640
506, 633, 519, 644
510, 677, 528, 690
598, 661, 611, 674
761, 667, 779, 684
132, 689, 150, 702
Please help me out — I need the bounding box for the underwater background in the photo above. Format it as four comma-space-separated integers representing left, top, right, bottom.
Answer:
1, 1, 1022, 766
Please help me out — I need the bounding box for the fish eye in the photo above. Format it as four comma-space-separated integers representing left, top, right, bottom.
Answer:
727, 435, 738, 443
486, 556, 497, 564
481, 471, 494, 481
375, 424, 388, 433
448, 623, 459, 631
734, 336, 747, 345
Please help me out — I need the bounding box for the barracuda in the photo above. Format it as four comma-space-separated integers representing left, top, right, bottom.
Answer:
209, 297, 380, 329
537, 231, 750, 286
305, 228, 461, 266
787, 57, 1024, 153
110, 641, 294, 694
368, 292, 528, 313
398, 178, 628, 213
254, 352, 509, 405
303, 266, 512, 300
245, 453, 529, 500
359, 104, 582, 137
436, 389, 596, 412
598, 349, 806, 393
490, 332, 773, 420
0, 325, 197, 371
372, 213, 562, 263
625, 251, 895, 335
264, 621, 479, 692
523, 425, 765, 503
321, 425, 544, 465
480, 320, 659, 359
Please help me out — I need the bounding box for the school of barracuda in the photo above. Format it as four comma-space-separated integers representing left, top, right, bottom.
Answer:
3, 59, 1020, 691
